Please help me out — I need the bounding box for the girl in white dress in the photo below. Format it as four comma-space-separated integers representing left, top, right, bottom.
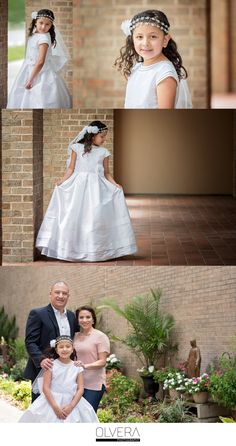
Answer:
19, 336, 98, 423
36, 121, 137, 262
115, 9, 192, 109
7, 9, 71, 109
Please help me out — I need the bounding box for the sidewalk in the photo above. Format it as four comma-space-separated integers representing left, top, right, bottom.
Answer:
0, 397, 23, 422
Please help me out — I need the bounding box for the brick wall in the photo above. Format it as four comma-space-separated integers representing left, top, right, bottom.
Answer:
2, 110, 43, 263
25, 0, 73, 100
1, 265, 235, 377
0, 0, 8, 108
73, 0, 208, 108
43, 109, 114, 210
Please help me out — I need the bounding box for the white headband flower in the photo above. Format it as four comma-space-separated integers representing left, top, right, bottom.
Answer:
50, 339, 56, 348
121, 19, 131, 37
31, 11, 38, 20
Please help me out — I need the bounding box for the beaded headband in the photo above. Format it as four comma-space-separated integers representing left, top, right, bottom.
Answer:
31, 11, 55, 22
50, 336, 73, 348
121, 16, 169, 37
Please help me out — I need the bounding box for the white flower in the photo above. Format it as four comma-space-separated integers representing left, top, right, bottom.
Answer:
109, 354, 116, 359
31, 11, 38, 20
86, 125, 99, 134
111, 358, 118, 363
148, 366, 154, 373
50, 339, 56, 348
121, 19, 131, 37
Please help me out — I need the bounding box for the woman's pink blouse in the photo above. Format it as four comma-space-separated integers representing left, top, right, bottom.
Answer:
74, 329, 110, 390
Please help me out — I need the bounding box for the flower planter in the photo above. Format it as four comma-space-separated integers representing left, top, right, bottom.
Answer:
169, 388, 180, 400
193, 391, 209, 404
141, 375, 159, 400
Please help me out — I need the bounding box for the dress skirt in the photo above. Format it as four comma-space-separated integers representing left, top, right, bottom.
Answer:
36, 171, 137, 262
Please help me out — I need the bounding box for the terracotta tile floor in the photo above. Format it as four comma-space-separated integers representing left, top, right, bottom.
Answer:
25, 195, 236, 266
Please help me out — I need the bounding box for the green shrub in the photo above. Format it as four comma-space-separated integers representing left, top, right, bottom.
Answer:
97, 408, 116, 423
158, 399, 194, 423
106, 372, 140, 414
9, 338, 28, 362
0, 307, 19, 342
12, 381, 31, 409
10, 359, 27, 381
125, 415, 150, 423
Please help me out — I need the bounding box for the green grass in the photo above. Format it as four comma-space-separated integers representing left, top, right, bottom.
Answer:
8, 46, 25, 62
8, 0, 25, 25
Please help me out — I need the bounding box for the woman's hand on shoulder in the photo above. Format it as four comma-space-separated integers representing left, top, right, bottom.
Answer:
74, 359, 85, 368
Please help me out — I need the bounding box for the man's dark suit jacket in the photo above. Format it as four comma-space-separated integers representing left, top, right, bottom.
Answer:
24, 304, 77, 382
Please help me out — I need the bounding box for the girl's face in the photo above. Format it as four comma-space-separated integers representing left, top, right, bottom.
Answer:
133, 24, 170, 65
35, 17, 52, 34
93, 131, 107, 146
78, 310, 94, 330
56, 340, 73, 359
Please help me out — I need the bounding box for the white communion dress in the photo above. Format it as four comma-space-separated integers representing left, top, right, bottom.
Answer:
36, 144, 137, 261
7, 32, 71, 109
19, 360, 98, 423
125, 60, 192, 108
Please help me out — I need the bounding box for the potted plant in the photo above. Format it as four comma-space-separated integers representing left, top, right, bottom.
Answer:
184, 373, 210, 404
137, 365, 159, 400
161, 370, 187, 400
207, 353, 236, 418
99, 289, 176, 400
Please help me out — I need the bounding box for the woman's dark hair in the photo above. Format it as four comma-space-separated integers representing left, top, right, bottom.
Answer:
28, 9, 56, 47
80, 121, 108, 155
115, 10, 188, 80
75, 305, 97, 328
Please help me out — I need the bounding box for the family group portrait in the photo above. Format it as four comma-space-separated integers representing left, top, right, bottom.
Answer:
0, 265, 236, 425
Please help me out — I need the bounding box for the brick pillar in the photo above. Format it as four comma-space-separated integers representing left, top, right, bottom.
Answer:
43, 109, 114, 210
2, 110, 43, 263
0, 0, 8, 108
25, 0, 73, 101
233, 110, 236, 198
73, 0, 209, 108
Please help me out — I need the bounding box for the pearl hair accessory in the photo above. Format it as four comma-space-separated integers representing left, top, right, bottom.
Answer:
31, 11, 55, 22
121, 15, 169, 36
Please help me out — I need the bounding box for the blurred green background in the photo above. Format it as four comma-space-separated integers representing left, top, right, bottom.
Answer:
8, 0, 25, 62
8, 0, 25, 25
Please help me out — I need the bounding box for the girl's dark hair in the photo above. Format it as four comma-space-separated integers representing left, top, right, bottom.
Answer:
28, 9, 56, 47
115, 10, 188, 80
75, 305, 97, 328
43, 344, 76, 361
80, 121, 108, 155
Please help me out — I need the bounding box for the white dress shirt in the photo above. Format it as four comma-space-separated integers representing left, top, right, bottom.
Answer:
51, 305, 71, 336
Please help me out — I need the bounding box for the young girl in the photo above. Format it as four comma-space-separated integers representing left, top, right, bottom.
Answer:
19, 336, 98, 423
115, 9, 192, 109
7, 9, 71, 109
36, 121, 137, 262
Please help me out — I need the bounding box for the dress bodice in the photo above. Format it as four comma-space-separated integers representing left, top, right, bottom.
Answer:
25, 33, 52, 68
69, 143, 110, 175
50, 360, 83, 395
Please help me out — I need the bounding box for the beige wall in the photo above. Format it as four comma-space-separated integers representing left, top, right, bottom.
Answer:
0, 266, 236, 376
0, 0, 7, 108
114, 110, 233, 194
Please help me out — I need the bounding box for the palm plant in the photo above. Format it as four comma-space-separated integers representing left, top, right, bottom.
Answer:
98, 289, 176, 370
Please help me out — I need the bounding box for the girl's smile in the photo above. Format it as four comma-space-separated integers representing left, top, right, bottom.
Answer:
133, 24, 170, 66
35, 17, 52, 34
56, 341, 73, 361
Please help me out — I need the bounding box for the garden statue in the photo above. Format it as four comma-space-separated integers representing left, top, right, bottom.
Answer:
185, 339, 201, 378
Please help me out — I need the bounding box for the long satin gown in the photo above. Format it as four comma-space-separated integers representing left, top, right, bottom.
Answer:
36, 143, 137, 261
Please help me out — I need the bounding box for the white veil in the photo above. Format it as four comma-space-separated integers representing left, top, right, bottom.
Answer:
51, 26, 70, 72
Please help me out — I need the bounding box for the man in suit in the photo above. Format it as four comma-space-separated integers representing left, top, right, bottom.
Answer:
24, 280, 77, 401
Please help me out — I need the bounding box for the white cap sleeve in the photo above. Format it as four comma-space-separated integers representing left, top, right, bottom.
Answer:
76, 366, 84, 375
103, 148, 111, 159
155, 62, 179, 86
37, 33, 51, 46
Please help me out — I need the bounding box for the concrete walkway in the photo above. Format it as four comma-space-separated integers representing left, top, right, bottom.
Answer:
0, 397, 23, 422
